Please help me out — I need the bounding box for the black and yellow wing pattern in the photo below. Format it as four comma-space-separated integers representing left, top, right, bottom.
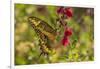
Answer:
28, 16, 57, 56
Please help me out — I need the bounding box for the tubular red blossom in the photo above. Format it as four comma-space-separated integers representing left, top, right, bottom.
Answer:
64, 8, 73, 18
57, 7, 64, 14
62, 27, 72, 47
62, 37, 69, 46
64, 28, 72, 36
57, 7, 73, 19
56, 7, 73, 47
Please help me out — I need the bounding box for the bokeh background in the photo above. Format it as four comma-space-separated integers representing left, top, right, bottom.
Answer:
15, 3, 94, 65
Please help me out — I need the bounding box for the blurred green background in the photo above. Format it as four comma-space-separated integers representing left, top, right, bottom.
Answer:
15, 4, 94, 65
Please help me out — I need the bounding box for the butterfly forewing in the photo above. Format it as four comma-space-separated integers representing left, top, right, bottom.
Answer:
28, 16, 56, 40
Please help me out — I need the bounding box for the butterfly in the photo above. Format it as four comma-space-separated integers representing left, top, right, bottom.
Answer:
28, 16, 57, 56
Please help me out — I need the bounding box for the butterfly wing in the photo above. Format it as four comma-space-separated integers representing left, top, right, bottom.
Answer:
28, 16, 57, 41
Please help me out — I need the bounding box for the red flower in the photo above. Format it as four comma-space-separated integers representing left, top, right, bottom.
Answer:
64, 27, 72, 36
62, 27, 72, 46
64, 8, 73, 18
62, 37, 69, 46
57, 7, 64, 14
57, 7, 73, 19
57, 7, 73, 47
